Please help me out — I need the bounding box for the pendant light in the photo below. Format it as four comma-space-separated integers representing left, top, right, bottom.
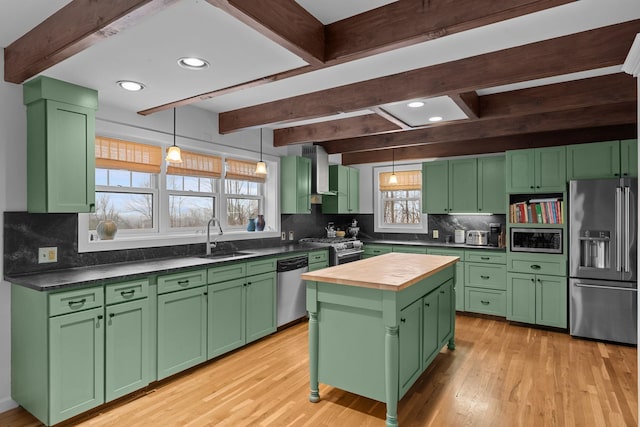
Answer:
165, 108, 183, 163
255, 128, 267, 175
389, 148, 398, 184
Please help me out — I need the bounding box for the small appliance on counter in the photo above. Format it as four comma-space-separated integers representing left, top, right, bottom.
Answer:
489, 223, 501, 246
325, 222, 336, 238
454, 229, 466, 243
466, 230, 488, 246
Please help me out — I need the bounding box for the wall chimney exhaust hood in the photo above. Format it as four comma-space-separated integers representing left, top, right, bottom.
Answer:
302, 145, 335, 195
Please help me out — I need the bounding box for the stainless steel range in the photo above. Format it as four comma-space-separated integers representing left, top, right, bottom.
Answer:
299, 237, 364, 265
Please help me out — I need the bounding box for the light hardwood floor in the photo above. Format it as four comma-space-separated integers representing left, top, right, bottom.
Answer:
2, 314, 637, 427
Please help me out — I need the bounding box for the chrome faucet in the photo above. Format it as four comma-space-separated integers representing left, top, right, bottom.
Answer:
206, 217, 223, 255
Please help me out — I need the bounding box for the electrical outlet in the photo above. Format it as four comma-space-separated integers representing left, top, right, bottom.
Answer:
38, 247, 58, 264
432, 230, 439, 239
281, 232, 286, 240
288, 231, 294, 240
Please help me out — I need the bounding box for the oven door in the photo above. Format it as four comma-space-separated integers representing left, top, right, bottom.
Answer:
334, 249, 364, 265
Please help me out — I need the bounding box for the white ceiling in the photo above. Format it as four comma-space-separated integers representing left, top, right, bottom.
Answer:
2, 0, 640, 129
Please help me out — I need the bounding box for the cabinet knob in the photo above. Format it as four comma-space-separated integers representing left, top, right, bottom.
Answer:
400, 318, 406, 323
177, 280, 190, 285
480, 275, 490, 280
531, 278, 535, 282
247, 281, 252, 286
530, 265, 541, 270
480, 300, 490, 305
97, 315, 103, 320
530, 186, 534, 189
425, 302, 430, 307
109, 313, 115, 318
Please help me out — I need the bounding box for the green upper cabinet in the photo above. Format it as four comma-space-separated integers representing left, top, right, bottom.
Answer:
423, 160, 449, 213
506, 146, 566, 193
477, 155, 506, 214
322, 165, 359, 214
566, 140, 638, 180
280, 156, 311, 214
621, 139, 638, 177
23, 76, 98, 213
448, 158, 478, 213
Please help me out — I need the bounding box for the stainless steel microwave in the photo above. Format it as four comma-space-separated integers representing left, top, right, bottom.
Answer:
510, 228, 563, 254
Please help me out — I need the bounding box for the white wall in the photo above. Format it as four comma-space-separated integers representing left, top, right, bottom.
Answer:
0, 57, 28, 412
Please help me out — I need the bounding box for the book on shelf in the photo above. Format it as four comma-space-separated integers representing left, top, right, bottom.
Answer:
509, 199, 564, 224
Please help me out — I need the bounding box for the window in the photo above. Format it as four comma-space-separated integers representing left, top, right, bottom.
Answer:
225, 158, 265, 229
166, 150, 222, 230
90, 137, 161, 234
374, 165, 427, 233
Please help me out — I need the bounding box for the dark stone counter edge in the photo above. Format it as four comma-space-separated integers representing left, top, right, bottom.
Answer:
5, 245, 322, 292
363, 239, 507, 251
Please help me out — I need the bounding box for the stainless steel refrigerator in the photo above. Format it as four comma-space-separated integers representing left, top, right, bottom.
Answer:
569, 178, 637, 345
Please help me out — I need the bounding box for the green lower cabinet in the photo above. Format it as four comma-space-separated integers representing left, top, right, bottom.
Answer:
392, 245, 427, 254
422, 290, 439, 364
427, 248, 465, 311
246, 271, 277, 342
507, 273, 567, 328
399, 299, 422, 396
208, 278, 246, 358
157, 287, 208, 380
49, 307, 105, 425
363, 244, 393, 258
105, 298, 150, 401
437, 281, 453, 345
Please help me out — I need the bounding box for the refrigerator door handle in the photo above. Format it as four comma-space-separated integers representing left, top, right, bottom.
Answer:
615, 187, 622, 272
574, 282, 638, 292
624, 186, 630, 273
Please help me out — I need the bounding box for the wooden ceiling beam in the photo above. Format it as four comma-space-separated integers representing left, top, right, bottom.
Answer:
320, 102, 637, 154
206, 0, 325, 66
324, 0, 575, 63
4, 0, 180, 84
449, 92, 480, 119
341, 124, 639, 165
218, 20, 640, 133
273, 113, 400, 147
138, 0, 575, 115
273, 74, 635, 146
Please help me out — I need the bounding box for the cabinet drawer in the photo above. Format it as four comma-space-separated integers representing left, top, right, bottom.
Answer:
426, 248, 464, 258
363, 244, 392, 257
465, 250, 506, 264
105, 279, 149, 305
208, 262, 246, 284
507, 255, 566, 276
308, 250, 328, 264
49, 286, 104, 317
157, 269, 207, 294
246, 257, 277, 276
308, 261, 329, 272
465, 288, 506, 316
392, 245, 427, 254
465, 263, 506, 290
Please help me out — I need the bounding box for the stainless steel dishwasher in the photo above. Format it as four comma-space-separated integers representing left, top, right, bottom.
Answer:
276, 255, 309, 327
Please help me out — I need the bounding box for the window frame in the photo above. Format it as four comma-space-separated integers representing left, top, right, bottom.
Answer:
223, 178, 264, 230
165, 174, 219, 232
373, 164, 428, 234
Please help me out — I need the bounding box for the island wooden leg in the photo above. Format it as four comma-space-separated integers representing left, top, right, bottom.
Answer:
384, 325, 399, 427
308, 311, 320, 403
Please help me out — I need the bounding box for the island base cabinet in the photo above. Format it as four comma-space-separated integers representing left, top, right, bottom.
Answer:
105, 299, 150, 402
157, 287, 207, 380
49, 308, 105, 425
399, 299, 422, 396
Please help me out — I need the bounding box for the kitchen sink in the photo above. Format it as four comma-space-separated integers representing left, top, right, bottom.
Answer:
199, 251, 254, 260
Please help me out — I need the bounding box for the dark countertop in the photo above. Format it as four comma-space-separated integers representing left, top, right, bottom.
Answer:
362, 239, 506, 251
5, 244, 322, 292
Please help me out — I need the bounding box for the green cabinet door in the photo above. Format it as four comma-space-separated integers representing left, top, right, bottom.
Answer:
246, 271, 277, 343
506, 149, 535, 193
348, 166, 359, 213
535, 275, 567, 328
399, 298, 422, 396
423, 160, 449, 213
621, 139, 638, 177
478, 155, 506, 214
437, 281, 453, 345
208, 278, 246, 358
323, 165, 359, 213
392, 245, 427, 254
422, 290, 439, 365
49, 307, 104, 425
281, 156, 311, 214
105, 298, 149, 402
454, 261, 464, 311
535, 146, 566, 192
449, 158, 478, 213
24, 76, 98, 213
566, 140, 620, 180
157, 287, 207, 379
363, 243, 393, 258
506, 273, 536, 324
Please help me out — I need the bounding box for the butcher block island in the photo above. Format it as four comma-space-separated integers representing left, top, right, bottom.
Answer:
301, 253, 459, 427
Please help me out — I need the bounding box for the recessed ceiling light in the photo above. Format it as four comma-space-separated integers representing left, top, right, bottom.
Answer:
177, 57, 210, 70
407, 101, 424, 108
116, 80, 145, 91
429, 116, 443, 122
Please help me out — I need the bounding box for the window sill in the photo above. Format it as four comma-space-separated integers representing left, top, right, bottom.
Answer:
78, 229, 280, 253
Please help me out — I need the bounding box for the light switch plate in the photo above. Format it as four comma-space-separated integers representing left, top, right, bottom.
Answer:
433, 230, 439, 239
289, 231, 294, 240
281, 232, 286, 240
38, 247, 58, 263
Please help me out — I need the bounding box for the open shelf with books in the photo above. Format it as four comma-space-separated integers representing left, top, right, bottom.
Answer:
508, 193, 564, 225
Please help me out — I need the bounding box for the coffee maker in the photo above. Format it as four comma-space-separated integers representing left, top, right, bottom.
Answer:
489, 223, 501, 247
